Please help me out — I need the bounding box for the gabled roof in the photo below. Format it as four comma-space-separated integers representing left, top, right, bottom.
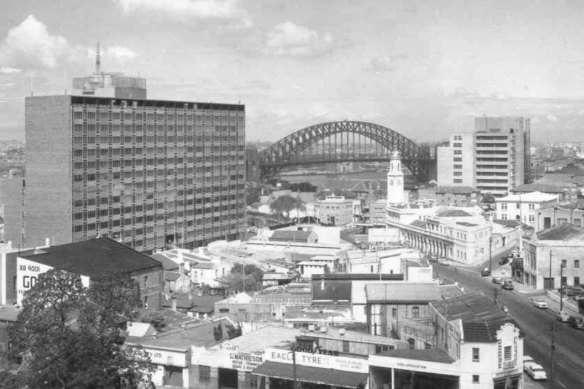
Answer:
436, 209, 472, 217
20, 237, 162, 278
492, 219, 521, 228
192, 262, 216, 269
497, 191, 558, 202
431, 293, 521, 343
150, 253, 180, 270
365, 283, 440, 303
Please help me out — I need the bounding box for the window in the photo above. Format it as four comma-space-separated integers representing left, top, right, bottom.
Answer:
575, 276, 580, 286
412, 306, 420, 317
472, 375, 480, 384
575, 260, 580, 268
472, 347, 480, 362
342, 341, 349, 353
504, 346, 511, 360
561, 259, 567, 267
528, 203, 535, 210
501, 203, 507, 210
199, 366, 210, 382
392, 308, 397, 318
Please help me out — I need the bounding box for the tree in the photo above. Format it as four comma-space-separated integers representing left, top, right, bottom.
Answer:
226, 324, 242, 339
8, 269, 153, 389
270, 195, 305, 219
227, 263, 264, 292
213, 324, 223, 341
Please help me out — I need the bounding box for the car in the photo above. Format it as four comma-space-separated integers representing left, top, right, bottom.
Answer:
502, 279, 514, 290
498, 257, 509, 265
532, 299, 548, 309
568, 316, 584, 330
557, 310, 570, 322
492, 276, 503, 284
525, 363, 547, 381
480, 268, 491, 277
522, 355, 535, 371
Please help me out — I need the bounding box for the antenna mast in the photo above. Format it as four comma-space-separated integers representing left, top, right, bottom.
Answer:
95, 42, 101, 74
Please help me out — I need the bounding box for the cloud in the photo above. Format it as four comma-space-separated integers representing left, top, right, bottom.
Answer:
0, 15, 137, 70
365, 55, 407, 73
114, 0, 252, 28
265, 22, 334, 57
0, 66, 21, 74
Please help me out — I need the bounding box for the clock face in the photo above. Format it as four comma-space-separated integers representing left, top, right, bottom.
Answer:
389, 179, 394, 185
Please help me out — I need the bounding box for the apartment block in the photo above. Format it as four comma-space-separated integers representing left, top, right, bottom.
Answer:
436, 133, 475, 187
474, 117, 531, 196
23, 95, 246, 252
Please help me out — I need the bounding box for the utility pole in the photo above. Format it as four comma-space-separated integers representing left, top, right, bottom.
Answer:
551, 323, 557, 387
493, 288, 498, 306
560, 262, 565, 312
292, 345, 298, 389
549, 251, 553, 290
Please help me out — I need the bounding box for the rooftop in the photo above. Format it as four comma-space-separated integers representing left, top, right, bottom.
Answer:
497, 191, 559, 203
512, 183, 565, 194
299, 326, 404, 346
212, 325, 300, 353
431, 293, 521, 343
20, 237, 162, 278
270, 231, 314, 242
435, 209, 473, 217
379, 348, 455, 364
365, 283, 441, 303
536, 223, 584, 241
0, 305, 19, 322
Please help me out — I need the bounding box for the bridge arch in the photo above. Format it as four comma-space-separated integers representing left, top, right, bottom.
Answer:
258, 121, 436, 182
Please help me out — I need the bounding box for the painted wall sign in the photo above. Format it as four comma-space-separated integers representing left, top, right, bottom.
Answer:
265, 347, 368, 373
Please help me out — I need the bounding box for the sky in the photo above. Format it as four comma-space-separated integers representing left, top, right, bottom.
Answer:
2, 0, 584, 143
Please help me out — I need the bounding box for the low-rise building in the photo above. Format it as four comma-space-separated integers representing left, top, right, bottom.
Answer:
215, 291, 312, 323
495, 191, 559, 227
16, 237, 164, 309
522, 223, 584, 289
536, 201, 584, 231
435, 186, 480, 207
315, 195, 355, 226
369, 293, 524, 389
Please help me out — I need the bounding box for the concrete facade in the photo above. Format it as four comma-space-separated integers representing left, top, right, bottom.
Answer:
496, 191, 559, 228
22, 95, 246, 252
436, 133, 475, 187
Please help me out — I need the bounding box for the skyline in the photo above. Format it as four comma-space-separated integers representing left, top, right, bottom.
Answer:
2, 1, 584, 143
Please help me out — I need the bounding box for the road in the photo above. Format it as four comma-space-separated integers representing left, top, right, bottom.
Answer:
436, 264, 584, 389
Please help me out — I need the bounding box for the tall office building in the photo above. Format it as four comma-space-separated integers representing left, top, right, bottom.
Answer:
474, 117, 530, 196
22, 95, 246, 252
436, 133, 475, 187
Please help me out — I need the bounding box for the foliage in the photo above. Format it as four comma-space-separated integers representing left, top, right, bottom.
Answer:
213, 324, 223, 341
270, 195, 305, 219
315, 189, 358, 200
0, 371, 24, 389
226, 324, 242, 339
481, 193, 496, 204
137, 310, 166, 331
8, 269, 153, 389
227, 263, 264, 292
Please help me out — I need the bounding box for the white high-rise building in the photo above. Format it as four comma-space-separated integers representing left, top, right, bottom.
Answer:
386, 151, 405, 206
436, 133, 475, 187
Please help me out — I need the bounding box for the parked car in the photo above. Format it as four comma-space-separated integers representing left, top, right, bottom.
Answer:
499, 257, 509, 265
492, 276, 503, 284
532, 299, 548, 309
557, 310, 570, 322
502, 279, 514, 290
568, 316, 584, 330
525, 363, 547, 381
480, 268, 491, 277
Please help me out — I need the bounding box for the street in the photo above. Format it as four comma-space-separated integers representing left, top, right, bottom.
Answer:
436, 264, 584, 389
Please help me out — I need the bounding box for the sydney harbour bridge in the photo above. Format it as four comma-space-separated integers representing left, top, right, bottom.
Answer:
258, 121, 437, 183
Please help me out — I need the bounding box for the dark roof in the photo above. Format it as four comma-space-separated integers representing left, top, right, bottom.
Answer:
165, 272, 181, 281
435, 186, 478, 194
161, 294, 224, 312
311, 274, 403, 281
20, 237, 162, 278
492, 219, 521, 228
151, 253, 180, 270
270, 230, 313, 243
380, 348, 455, 364
512, 183, 565, 194
431, 293, 522, 342
409, 220, 427, 228
253, 361, 368, 388
436, 209, 472, 217
536, 223, 584, 241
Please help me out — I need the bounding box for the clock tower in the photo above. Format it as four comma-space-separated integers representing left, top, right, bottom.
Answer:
387, 150, 405, 206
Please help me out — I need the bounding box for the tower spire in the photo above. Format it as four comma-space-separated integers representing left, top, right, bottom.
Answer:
95, 42, 101, 74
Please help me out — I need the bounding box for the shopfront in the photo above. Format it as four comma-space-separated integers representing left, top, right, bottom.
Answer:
253, 347, 368, 389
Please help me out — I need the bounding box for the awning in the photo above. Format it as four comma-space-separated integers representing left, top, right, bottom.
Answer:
253, 361, 367, 388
